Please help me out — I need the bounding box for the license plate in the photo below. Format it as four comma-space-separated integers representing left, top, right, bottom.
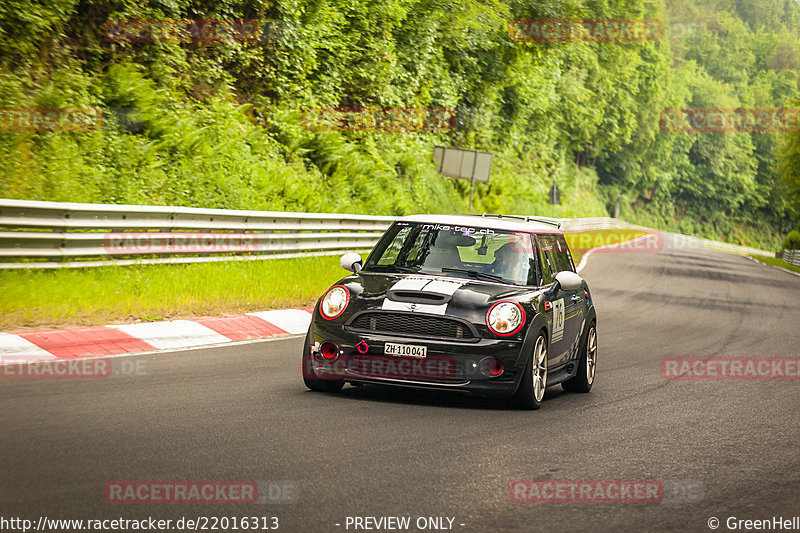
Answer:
384, 342, 427, 358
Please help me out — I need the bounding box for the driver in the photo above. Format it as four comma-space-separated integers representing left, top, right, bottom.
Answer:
491, 242, 525, 280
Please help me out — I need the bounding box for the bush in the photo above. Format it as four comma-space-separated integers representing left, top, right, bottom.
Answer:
784, 230, 800, 250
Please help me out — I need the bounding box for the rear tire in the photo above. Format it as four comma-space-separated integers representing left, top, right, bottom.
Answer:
562, 321, 596, 393
510, 332, 548, 410
301, 328, 344, 393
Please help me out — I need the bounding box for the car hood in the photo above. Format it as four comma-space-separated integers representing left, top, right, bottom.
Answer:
337, 271, 542, 319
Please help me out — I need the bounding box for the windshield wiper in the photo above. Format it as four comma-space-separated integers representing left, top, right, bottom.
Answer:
440, 267, 506, 283
366, 264, 420, 273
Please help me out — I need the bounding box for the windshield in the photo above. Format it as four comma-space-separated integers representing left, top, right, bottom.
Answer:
364, 222, 538, 285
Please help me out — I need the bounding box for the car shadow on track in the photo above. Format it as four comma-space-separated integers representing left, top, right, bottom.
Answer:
299, 383, 577, 411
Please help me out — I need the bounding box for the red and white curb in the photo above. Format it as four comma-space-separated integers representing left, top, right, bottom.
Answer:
0, 308, 313, 364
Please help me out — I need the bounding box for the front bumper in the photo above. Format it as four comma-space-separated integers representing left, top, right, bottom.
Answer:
307, 319, 527, 398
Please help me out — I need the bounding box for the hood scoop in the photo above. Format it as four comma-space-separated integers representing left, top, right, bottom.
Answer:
387, 290, 451, 305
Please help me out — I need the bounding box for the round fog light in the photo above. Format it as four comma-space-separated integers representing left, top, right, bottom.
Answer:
477, 357, 504, 377
320, 342, 339, 360
488, 359, 504, 376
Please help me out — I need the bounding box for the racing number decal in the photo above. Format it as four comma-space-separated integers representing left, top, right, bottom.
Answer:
552, 299, 565, 342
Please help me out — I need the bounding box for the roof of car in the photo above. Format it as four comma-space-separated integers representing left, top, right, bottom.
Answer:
397, 214, 563, 234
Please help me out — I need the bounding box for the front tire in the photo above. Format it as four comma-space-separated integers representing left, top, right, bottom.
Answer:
562, 321, 596, 393
510, 332, 548, 410
301, 328, 344, 393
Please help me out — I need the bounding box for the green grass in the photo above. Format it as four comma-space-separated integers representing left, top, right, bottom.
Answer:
0, 256, 347, 331
0, 229, 653, 331
747, 254, 800, 275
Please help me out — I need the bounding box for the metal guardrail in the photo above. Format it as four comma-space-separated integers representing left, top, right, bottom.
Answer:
0, 199, 395, 269
0, 199, 776, 268
777, 249, 800, 266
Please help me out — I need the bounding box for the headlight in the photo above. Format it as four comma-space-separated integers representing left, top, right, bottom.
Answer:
486, 301, 525, 336
319, 285, 350, 319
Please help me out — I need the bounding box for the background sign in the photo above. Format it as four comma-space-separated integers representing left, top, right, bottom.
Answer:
433, 146, 493, 182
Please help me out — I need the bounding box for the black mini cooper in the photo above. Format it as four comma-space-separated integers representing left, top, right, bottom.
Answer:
301, 214, 597, 409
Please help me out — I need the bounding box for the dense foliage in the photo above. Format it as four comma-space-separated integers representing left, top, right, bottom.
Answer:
784, 230, 800, 249
1, 0, 799, 248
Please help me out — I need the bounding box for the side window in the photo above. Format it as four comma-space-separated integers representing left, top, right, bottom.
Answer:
554, 235, 576, 273
536, 235, 556, 285
540, 234, 574, 275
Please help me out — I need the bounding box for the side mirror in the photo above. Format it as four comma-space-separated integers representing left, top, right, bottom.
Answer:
554, 270, 583, 291
340, 252, 363, 273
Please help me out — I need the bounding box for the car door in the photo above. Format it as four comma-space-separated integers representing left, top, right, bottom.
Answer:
537, 234, 584, 367
551, 235, 585, 362
535, 234, 569, 368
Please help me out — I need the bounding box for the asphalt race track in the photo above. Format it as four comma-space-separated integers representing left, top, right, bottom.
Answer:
2, 237, 800, 533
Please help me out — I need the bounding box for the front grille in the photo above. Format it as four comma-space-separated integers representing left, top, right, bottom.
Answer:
347, 312, 476, 340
